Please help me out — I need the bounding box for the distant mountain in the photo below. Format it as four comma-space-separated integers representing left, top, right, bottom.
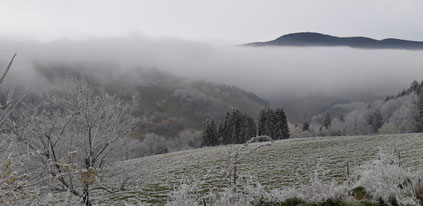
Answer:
245, 32, 423, 50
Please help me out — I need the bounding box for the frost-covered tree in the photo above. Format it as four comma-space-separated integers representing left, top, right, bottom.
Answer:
173, 88, 216, 112
7, 78, 137, 205
288, 122, 301, 138
381, 95, 410, 122
167, 129, 202, 152
369, 109, 383, 133
388, 94, 418, 133
141, 133, 169, 155
328, 117, 344, 136
343, 111, 371, 135
0, 54, 36, 204
415, 92, 423, 132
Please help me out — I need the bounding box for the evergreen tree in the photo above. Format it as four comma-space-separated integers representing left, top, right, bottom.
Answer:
240, 113, 257, 143
216, 122, 224, 145
323, 113, 332, 129
257, 109, 267, 136
339, 115, 345, 122
231, 109, 242, 144
217, 108, 258, 144
209, 120, 218, 145
221, 110, 233, 144
258, 108, 271, 137
262, 108, 275, 137
257, 107, 289, 140
277, 108, 289, 139
302, 119, 310, 131
246, 115, 257, 139
416, 93, 423, 132
370, 110, 383, 133
201, 119, 218, 146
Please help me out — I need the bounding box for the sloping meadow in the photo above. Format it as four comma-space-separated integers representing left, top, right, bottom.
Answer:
56, 133, 423, 205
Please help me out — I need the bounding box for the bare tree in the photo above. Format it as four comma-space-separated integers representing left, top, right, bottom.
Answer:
0, 53, 38, 204
7, 78, 138, 205
140, 133, 168, 156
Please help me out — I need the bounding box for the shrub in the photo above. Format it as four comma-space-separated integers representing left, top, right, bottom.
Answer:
351, 187, 370, 200
378, 123, 400, 134
256, 197, 304, 206
351, 149, 422, 206
249, 135, 273, 143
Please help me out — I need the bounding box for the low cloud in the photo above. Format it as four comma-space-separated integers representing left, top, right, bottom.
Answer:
0, 35, 422, 104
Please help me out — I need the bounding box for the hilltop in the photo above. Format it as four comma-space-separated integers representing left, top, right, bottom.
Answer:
245, 32, 423, 50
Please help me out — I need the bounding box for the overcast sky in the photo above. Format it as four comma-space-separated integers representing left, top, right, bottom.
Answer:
1, 0, 423, 43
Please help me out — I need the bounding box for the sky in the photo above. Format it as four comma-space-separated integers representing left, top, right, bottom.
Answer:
1, 0, 423, 43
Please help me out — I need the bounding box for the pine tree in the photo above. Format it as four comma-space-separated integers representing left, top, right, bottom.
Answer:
278, 108, 289, 139
260, 108, 274, 138
267, 108, 277, 139
258, 109, 267, 136
246, 115, 257, 139
272, 108, 289, 139
240, 113, 257, 143
371, 110, 383, 133
201, 120, 213, 146
415, 93, 423, 133
323, 113, 332, 129
302, 119, 310, 131
272, 108, 282, 139
216, 122, 224, 145
231, 109, 242, 144
257, 107, 289, 140
339, 115, 345, 122
221, 110, 233, 144
209, 120, 218, 145
201, 119, 219, 147
258, 108, 273, 138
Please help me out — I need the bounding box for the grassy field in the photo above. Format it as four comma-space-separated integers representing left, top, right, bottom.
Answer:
89, 133, 423, 205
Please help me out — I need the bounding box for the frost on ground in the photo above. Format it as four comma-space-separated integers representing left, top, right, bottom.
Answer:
8, 133, 423, 205
166, 147, 423, 206
97, 133, 423, 205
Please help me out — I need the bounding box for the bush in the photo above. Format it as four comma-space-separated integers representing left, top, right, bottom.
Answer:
165, 149, 423, 206
256, 197, 304, 206
378, 123, 400, 135
249, 135, 273, 143
351, 149, 423, 205
351, 187, 370, 200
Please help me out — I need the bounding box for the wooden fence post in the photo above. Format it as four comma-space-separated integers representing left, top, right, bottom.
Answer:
346, 162, 349, 177
233, 165, 237, 185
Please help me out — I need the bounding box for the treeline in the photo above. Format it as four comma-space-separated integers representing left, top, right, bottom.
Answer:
385, 80, 423, 101
298, 80, 423, 137
202, 107, 289, 146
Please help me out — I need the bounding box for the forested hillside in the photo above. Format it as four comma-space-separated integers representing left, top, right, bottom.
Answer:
15, 64, 269, 157
297, 80, 423, 138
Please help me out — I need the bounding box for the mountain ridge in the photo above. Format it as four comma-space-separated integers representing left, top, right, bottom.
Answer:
245, 32, 423, 50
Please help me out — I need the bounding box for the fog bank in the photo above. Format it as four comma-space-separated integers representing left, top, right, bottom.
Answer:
0, 35, 422, 103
